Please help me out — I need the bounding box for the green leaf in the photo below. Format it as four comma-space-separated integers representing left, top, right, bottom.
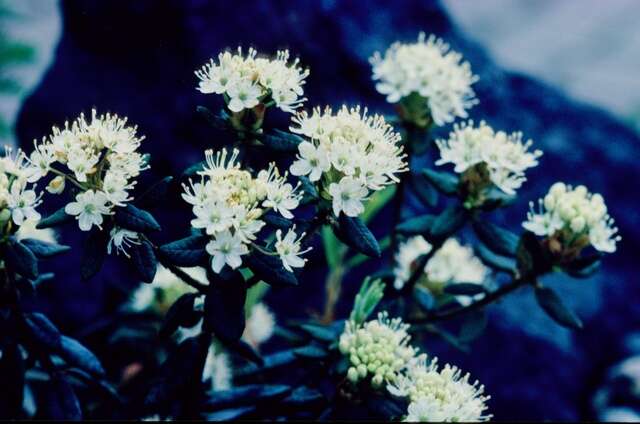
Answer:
36, 206, 72, 229
159, 234, 209, 267
46, 376, 82, 420
472, 220, 519, 257
563, 254, 602, 279
422, 168, 459, 194
430, 205, 467, 239
262, 212, 293, 230
235, 350, 298, 377
80, 229, 108, 280
361, 186, 396, 225
321, 226, 343, 270
5, 237, 38, 279
223, 339, 264, 366
160, 293, 201, 339
114, 204, 161, 233
396, 214, 435, 236
298, 176, 319, 204
334, 215, 381, 258
261, 129, 303, 152
535, 285, 583, 330
131, 239, 158, 283
24, 312, 62, 348
282, 386, 325, 408
480, 187, 516, 211
204, 271, 247, 342
298, 323, 338, 342
244, 250, 298, 287
444, 283, 486, 296
20, 238, 71, 258
203, 385, 291, 410
182, 160, 205, 178
350, 278, 385, 324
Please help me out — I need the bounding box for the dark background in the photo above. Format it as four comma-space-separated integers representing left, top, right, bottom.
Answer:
15, 0, 640, 420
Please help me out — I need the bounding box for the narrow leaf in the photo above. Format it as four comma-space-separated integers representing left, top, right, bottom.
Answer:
430, 205, 466, 239
5, 237, 38, 279
422, 168, 459, 194
160, 293, 201, 339
114, 204, 161, 233
20, 238, 71, 258
131, 239, 158, 283
444, 283, 486, 296
203, 272, 247, 342
36, 207, 72, 229
396, 214, 435, 236
80, 229, 108, 280
59, 336, 105, 376
245, 250, 298, 287
535, 286, 583, 329
261, 129, 303, 152
472, 220, 519, 257
159, 234, 208, 267
334, 215, 381, 258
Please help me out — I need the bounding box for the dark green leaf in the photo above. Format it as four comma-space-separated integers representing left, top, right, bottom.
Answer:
563, 254, 602, 279
45, 376, 82, 420
223, 339, 264, 366
293, 344, 328, 359
411, 173, 438, 207
535, 286, 583, 330
444, 283, 486, 296
261, 129, 303, 152
80, 229, 109, 280
131, 239, 158, 283
472, 220, 519, 257
414, 286, 435, 311
430, 205, 467, 239
298, 323, 338, 342
298, 176, 319, 203
475, 243, 516, 274
516, 232, 552, 277
137, 176, 175, 208
203, 272, 247, 342
197, 105, 229, 130
160, 293, 201, 339
182, 160, 205, 178
24, 312, 62, 348
262, 212, 293, 230
282, 386, 325, 408
36, 207, 72, 229
205, 407, 256, 421
159, 234, 208, 267
59, 336, 105, 376
235, 349, 297, 377
0, 342, 24, 416
245, 250, 298, 287
481, 187, 516, 210
5, 237, 38, 279
20, 238, 71, 258
458, 310, 487, 342
203, 385, 291, 410
334, 215, 381, 258
115, 204, 161, 232
396, 214, 435, 236
422, 168, 459, 194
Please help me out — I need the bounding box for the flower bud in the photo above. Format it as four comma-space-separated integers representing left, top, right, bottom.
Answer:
347, 367, 359, 383
0, 208, 11, 224
371, 374, 384, 388
550, 182, 566, 197
570, 216, 586, 233
357, 364, 368, 379
46, 175, 66, 194
543, 194, 555, 210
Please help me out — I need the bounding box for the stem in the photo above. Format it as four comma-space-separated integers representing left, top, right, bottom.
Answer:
162, 262, 209, 293
410, 276, 530, 324
301, 208, 329, 248
321, 265, 345, 324
49, 167, 88, 191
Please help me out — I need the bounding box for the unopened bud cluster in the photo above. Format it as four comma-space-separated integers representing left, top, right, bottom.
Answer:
339, 312, 416, 388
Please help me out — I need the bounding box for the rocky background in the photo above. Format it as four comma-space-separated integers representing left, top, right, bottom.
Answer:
10, 0, 640, 420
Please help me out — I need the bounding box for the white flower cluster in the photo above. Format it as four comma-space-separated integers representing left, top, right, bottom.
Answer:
182, 148, 308, 273
339, 312, 417, 388
196, 47, 309, 113
393, 236, 488, 293
289, 106, 407, 217
389, 355, 491, 422
0, 147, 43, 229
29, 109, 148, 232
435, 120, 542, 195
523, 182, 620, 253
370, 33, 478, 126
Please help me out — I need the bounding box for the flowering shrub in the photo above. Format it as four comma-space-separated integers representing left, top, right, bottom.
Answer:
0, 38, 620, 422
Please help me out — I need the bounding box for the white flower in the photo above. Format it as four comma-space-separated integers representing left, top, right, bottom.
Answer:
26, 141, 55, 182
436, 120, 542, 195
206, 229, 249, 273
425, 238, 488, 286
339, 312, 417, 388
130, 265, 203, 314
328, 176, 368, 217
203, 345, 232, 392
259, 164, 302, 219
107, 227, 140, 257
227, 79, 262, 113
370, 33, 478, 126
66, 148, 99, 183
289, 141, 330, 182
191, 200, 234, 235
16, 220, 56, 243
64, 190, 112, 231
102, 171, 133, 206
275, 227, 310, 272
522, 182, 620, 253
195, 47, 308, 113
389, 355, 491, 422
290, 106, 407, 217
242, 303, 275, 348
6, 184, 42, 226
46, 176, 66, 194
393, 236, 433, 290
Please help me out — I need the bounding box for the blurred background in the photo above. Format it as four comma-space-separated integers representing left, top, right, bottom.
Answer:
2, 0, 639, 420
